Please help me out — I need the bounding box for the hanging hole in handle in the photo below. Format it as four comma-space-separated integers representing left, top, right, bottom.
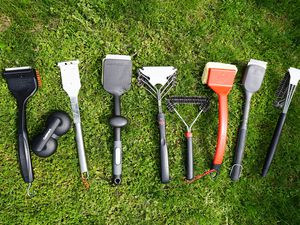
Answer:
26, 183, 35, 197
210, 169, 219, 179
81, 171, 89, 180
81, 173, 90, 190
113, 175, 122, 185
229, 164, 243, 179
114, 178, 121, 185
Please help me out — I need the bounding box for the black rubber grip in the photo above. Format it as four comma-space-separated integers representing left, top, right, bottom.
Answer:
17, 104, 33, 183
186, 135, 193, 180
231, 128, 247, 181
262, 113, 287, 177
158, 113, 169, 183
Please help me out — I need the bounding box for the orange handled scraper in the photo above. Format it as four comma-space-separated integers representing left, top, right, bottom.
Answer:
188, 62, 237, 183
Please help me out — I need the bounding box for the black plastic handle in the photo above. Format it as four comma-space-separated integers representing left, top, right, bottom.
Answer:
230, 92, 252, 181
262, 112, 287, 177
110, 95, 128, 185
157, 113, 169, 183
186, 133, 193, 180
17, 100, 33, 183
231, 128, 247, 181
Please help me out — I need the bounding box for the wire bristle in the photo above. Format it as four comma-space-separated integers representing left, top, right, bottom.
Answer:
166, 99, 175, 112
167, 96, 210, 112
35, 70, 42, 88
274, 72, 290, 108
137, 71, 176, 99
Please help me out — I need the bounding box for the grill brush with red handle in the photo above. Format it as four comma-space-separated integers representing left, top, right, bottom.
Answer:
188, 62, 237, 182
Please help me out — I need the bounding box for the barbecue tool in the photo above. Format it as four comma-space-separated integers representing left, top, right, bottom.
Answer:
230, 59, 267, 181
137, 67, 177, 183
102, 55, 132, 185
57, 60, 89, 183
3, 66, 41, 195
166, 96, 210, 180
200, 62, 237, 178
262, 67, 300, 177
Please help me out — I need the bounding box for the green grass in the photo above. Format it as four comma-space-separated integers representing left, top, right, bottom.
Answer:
0, 0, 299, 224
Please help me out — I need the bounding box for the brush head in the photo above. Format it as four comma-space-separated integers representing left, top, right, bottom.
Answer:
3, 66, 39, 101
274, 67, 300, 109
137, 67, 177, 87
35, 70, 42, 88
201, 62, 237, 95
274, 72, 289, 108
243, 59, 267, 93
167, 96, 210, 113
102, 55, 132, 96
202, 62, 237, 84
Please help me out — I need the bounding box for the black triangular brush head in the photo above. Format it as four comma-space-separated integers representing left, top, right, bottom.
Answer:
102, 56, 132, 96
3, 67, 39, 102
167, 96, 210, 113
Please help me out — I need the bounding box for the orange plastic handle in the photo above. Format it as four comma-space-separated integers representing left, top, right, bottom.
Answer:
213, 94, 228, 166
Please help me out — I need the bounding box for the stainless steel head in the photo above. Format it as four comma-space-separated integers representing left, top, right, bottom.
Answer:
137, 66, 177, 100
243, 59, 267, 93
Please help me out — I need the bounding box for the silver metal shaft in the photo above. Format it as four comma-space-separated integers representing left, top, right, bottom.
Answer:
70, 97, 88, 175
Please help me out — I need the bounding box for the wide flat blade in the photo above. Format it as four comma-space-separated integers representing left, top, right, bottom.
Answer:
58, 60, 81, 98
102, 55, 132, 96
243, 59, 267, 93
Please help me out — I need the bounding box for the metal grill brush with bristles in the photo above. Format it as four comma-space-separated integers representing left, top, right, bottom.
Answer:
166, 96, 210, 180
137, 67, 177, 183
262, 67, 300, 177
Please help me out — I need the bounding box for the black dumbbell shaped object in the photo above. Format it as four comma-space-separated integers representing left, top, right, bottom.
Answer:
32, 111, 71, 157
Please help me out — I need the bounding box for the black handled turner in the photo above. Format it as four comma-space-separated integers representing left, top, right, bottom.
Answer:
230, 59, 267, 181
102, 55, 132, 185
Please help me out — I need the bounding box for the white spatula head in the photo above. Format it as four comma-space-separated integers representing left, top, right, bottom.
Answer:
57, 60, 81, 97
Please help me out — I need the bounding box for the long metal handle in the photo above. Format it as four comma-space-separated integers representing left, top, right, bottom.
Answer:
262, 112, 287, 177
231, 92, 252, 181
158, 112, 169, 183
70, 97, 88, 175
17, 100, 33, 183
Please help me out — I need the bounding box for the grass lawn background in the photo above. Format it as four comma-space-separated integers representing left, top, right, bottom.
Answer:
0, 0, 299, 224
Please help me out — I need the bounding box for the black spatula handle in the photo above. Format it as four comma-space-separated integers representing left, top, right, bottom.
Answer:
113, 134, 122, 185
231, 92, 252, 181
110, 96, 128, 185
158, 113, 169, 183
262, 112, 286, 177
17, 100, 33, 183
230, 127, 247, 181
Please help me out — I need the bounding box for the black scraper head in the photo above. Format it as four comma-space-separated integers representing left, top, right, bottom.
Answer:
102, 55, 132, 96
